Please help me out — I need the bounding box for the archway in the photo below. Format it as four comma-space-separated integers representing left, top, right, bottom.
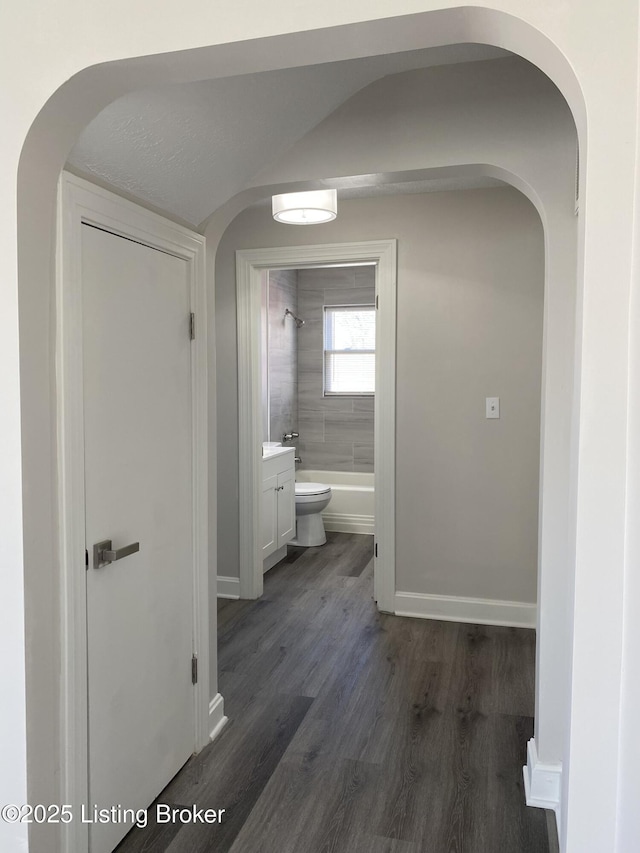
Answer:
13, 9, 589, 853
204, 57, 578, 835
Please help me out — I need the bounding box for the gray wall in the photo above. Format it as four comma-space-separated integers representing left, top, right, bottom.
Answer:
393, 193, 543, 603
267, 269, 298, 443
297, 266, 375, 471
220, 56, 577, 766
215, 188, 543, 607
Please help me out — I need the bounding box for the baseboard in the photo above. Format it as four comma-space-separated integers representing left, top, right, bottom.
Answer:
217, 576, 240, 599
323, 512, 374, 535
209, 693, 228, 742
523, 738, 562, 833
263, 545, 287, 572
394, 590, 536, 628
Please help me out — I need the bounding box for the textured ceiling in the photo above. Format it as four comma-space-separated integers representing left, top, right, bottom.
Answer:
68, 44, 510, 227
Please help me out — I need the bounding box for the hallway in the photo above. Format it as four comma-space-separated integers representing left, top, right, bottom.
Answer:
117, 532, 551, 852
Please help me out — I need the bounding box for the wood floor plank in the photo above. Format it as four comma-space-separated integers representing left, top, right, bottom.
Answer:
116, 533, 550, 853
546, 810, 560, 853
372, 671, 452, 844
484, 626, 536, 716
114, 803, 185, 853
225, 750, 335, 853
335, 536, 374, 577
218, 596, 295, 673
486, 714, 549, 852
216, 597, 252, 630
162, 693, 312, 853
348, 836, 418, 853
229, 754, 382, 853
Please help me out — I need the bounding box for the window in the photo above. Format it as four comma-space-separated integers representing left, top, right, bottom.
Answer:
324, 305, 375, 395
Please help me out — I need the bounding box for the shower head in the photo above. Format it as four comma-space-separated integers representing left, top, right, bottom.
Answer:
284, 308, 305, 328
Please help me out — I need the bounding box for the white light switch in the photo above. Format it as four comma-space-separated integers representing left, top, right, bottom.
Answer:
486, 397, 500, 419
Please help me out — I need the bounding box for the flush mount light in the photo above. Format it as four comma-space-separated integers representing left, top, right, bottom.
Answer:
272, 189, 337, 224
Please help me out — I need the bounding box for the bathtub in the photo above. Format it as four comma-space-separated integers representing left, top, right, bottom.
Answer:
295, 470, 374, 535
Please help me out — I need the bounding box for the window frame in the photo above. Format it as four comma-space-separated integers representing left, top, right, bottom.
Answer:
323, 303, 376, 397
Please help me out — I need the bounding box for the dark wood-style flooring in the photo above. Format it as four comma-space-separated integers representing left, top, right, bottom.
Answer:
117, 532, 551, 853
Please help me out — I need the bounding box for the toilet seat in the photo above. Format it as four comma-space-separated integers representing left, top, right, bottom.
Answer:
295, 482, 331, 497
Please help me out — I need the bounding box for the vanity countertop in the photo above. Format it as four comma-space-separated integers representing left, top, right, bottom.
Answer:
262, 445, 295, 460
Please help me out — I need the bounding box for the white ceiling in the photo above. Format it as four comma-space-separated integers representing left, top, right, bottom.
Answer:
68, 44, 510, 227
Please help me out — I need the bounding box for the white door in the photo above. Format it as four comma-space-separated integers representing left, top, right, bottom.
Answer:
276, 469, 295, 547
262, 473, 278, 559
82, 224, 195, 853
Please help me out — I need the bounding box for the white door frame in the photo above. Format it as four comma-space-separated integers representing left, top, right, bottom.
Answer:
57, 172, 209, 853
236, 240, 396, 608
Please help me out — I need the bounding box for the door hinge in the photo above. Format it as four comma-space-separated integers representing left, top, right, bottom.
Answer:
191, 654, 198, 684
189, 312, 195, 340
376, 294, 379, 309
374, 542, 378, 558
85, 549, 89, 570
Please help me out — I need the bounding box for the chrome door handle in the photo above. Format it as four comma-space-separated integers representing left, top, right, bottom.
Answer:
93, 539, 140, 569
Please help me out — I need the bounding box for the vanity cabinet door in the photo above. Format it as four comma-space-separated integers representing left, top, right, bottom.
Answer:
262, 473, 278, 559
277, 467, 295, 548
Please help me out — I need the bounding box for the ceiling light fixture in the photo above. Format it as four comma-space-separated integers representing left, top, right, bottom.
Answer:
272, 189, 337, 225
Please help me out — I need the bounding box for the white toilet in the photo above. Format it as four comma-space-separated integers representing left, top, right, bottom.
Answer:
293, 482, 332, 546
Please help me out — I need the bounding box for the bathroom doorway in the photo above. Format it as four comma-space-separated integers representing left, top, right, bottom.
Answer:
235, 240, 397, 608
262, 264, 376, 558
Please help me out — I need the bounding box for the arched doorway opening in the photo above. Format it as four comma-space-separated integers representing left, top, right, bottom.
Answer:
15, 9, 587, 852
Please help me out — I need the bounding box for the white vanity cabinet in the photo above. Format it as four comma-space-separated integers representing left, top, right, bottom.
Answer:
262, 447, 295, 568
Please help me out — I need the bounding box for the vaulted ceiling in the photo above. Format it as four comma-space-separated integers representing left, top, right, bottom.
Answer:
67, 44, 510, 228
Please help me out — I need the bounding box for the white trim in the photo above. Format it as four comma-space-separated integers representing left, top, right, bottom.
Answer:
57, 172, 209, 853
217, 576, 240, 599
236, 240, 396, 610
263, 544, 288, 572
523, 738, 562, 832
209, 694, 229, 742
57, 169, 90, 853
373, 241, 397, 612
188, 191, 211, 757
323, 512, 374, 535
394, 590, 537, 628
236, 252, 264, 599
